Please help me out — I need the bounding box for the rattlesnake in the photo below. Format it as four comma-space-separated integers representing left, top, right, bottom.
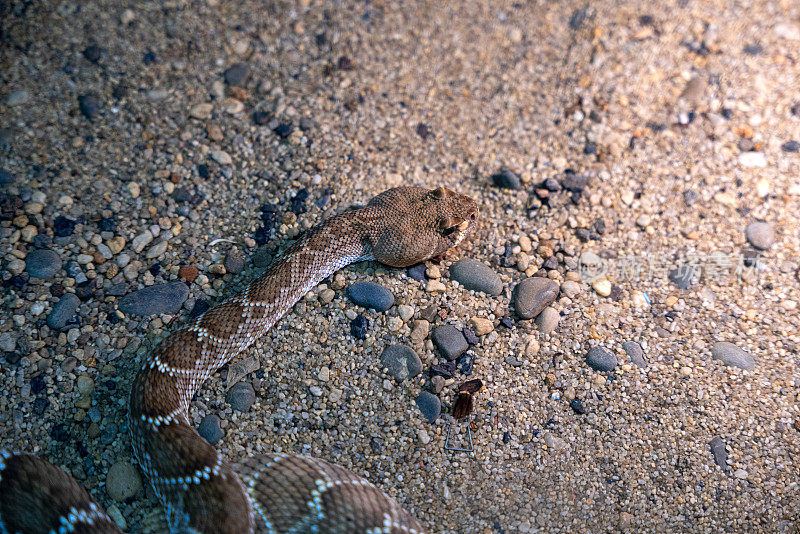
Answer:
0, 186, 478, 533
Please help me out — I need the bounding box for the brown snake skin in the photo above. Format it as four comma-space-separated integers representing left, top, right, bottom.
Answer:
0, 186, 478, 533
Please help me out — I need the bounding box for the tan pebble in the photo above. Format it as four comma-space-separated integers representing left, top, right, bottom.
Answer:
330, 273, 346, 290
516, 254, 530, 271
519, 235, 532, 252
425, 265, 441, 279
410, 320, 430, 342
426, 279, 446, 292
7, 258, 25, 275
592, 278, 612, 296
470, 317, 494, 336
619, 512, 634, 529
620, 191, 634, 206
680, 366, 692, 377
20, 225, 37, 242
525, 337, 540, 357
318, 288, 335, 304
107, 237, 126, 254
208, 264, 226, 275
24, 201, 43, 215
592, 374, 607, 387
397, 304, 414, 322
756, 178, 770, 198
635, 214, 650, 227
387, 316, 403, 331
714, 192, 737, 207
282, 212, 297, 225
12, 215, 29, 228
127, 182, 140, 198
631, 290, 650, 308
223, 98, 244, 114
664, 295, 678, 307
190, 103, 213, 119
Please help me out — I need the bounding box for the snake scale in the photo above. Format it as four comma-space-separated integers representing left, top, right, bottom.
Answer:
0, 186, 478, 533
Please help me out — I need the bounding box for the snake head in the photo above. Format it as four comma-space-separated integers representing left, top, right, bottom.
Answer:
368, 186, 479, 267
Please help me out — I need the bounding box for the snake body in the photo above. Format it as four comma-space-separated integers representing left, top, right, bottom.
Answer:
0, 186, 478, 533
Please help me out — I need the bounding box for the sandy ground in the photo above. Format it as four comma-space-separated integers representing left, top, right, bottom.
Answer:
1, 0, 799, 532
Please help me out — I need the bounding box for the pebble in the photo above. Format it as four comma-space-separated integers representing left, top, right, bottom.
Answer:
226, 381, 256, 411
179, 266, 199, 283
738, 151, 766, 167
350, 315, 368, 339
210, 150, 233, 165
669, 267, 697, 290
106, 461, 142, 502
622, 341, 647, 368
198, 414, 224, 445
47, 293, 80, 330
744, 222, 775, 250
146, 240, 168, 259
26, 249, 62, 279
782, 140, 800, 152
309, 386, 323, 396
469, 317, 494, 336
78, 94, 101, 119
380, 345, 422, 381
449, 258, 503, 295
225, 250, 245, 274
426, 279, 446, 292
710, 342, 755, 371
346, 281, 394, 311
397, 304, 414, 322
223, 63, 250, 86
127, 182, 140, 198
535, 307, 559, 334
118, 282, 189, 316
431, 325, 469, 360
586, 345, 617, 372
513, 277, 559, 319
591, 278, 612, 297
428, 375, 445, 394
406, 263, 426, 281
560, 280, 581, 298
132, 232, 153, 253
415, 391, 441, 423
491, 168, 521, 190
7, 90, 28, 107
190, 103, 213, 119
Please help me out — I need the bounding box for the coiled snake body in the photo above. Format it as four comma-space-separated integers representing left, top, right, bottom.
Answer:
0, 186, 478, 533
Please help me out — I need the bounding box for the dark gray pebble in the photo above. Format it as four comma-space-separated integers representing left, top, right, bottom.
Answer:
225, 250, 246, 274
432, 325, 468, 360
223, 63, 250, 86
198, 414, 224, 445
622, 341, 647, 368
380, 345, 422, 381
107, 282, 129, 296
78, 94, 101, 119
47, 293, 80, 330
406, 263, 427, 282
350, 314, 368, 339
118, 282, 189, 316
415, 391, 441, 423
226, 381, 256, 412
710, 342, 755, 371
710, 436, 728, 471
449, 258, 502, 296
491, 168, 521, 190
513, 277, 559, 319
26, 249, 62, 279
669, 266, 698, 290
586, 346, 617, 372
781, 140, 800, 152
346, 281, 394, 311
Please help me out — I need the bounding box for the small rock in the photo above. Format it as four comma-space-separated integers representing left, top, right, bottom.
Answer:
131, 232, 153, 253
513, 277, 559, 319
426, 279, 446, 292
210, 150, 233, 165
669, 266, 698, 290
535, 307, 559, 334
415, 391, 441, 423
738, 152, 766, 167
226, 381, 256, 411
190, 103, 213, 119
346, 281, 394, 311
782, 140, 800, 153
397, 304, 414, 322
680, 76, 706, 104
622, 341, 647, 368
569, 398, 586, 415
47, 293, 80, 330
350, 315, 368, 339
224, 250, 245, 274
428, 375, 445, 394
591, 278, 612, 297
225, 354, 259, 389
26, 249, 62, 279
586, 346, 617, 372
431, 325, 469, 360
505, 355, 523, 368
118, 282, 189, 316
711, 342, 755, 371
106, 461, 142, 502
744, 222, 775, 250
560, 280, 581, 298
223, 63, 250, 86
78, 94, 101, 119
7, 91, 28, 107
449, 258, 503, 295
179, 266, 199, 283
198, 415, 224, 445
406, 263, 426, 281
491, 168, 521, 190
380, 345, 422, 381
469, 317, 494, 336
